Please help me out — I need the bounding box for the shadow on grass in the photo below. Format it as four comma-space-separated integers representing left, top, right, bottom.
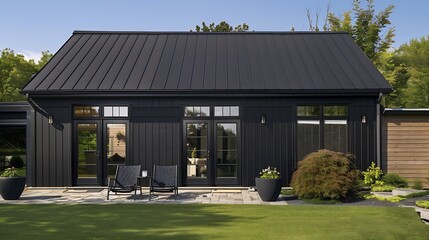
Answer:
0, 204, 243, 240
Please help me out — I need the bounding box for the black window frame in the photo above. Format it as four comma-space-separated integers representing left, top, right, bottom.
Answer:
102, 105, 130, 118
73, 105, 101, 119
296, 104, 349, 160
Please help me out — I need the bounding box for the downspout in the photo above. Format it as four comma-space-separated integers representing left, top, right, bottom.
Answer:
376, 92, 383, 168
26, 93, 64, 130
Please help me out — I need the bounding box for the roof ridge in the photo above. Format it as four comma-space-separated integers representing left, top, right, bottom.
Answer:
73, 30, 350, 35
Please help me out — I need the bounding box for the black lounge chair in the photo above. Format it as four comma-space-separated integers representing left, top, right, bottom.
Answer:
149, 165, 178, 200
107, 165, 141, 200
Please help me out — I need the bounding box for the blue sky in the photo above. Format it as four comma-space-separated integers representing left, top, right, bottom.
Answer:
1, 0, 428, 61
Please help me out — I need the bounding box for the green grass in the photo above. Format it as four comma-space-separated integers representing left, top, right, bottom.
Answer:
0, 205, 428, 240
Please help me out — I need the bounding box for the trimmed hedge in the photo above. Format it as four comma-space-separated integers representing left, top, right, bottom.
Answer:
291, 149, 361, 200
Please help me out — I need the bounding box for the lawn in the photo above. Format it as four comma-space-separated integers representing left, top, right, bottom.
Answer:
0, 204, 427, 240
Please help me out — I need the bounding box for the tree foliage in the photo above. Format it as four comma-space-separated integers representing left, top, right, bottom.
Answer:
327, 0, 395, 64
194, 21, 249, 32
0, 49, 52, 102
382, 36, 429, 108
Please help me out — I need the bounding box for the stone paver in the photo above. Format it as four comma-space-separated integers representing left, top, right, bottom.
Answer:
0, 188, 288, 205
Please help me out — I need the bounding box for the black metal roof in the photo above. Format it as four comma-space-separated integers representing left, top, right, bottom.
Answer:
22, 31, 392, 96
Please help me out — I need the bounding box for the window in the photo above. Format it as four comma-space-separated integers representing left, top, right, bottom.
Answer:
104, 106, 128, 117
74, 106, 99, 118
297, 120, 320, 161
184, 106, 210, 117
324, 120, 347, 153
297, 106, 320, 117
296, 105, 348, 160
214, 106, 239, 117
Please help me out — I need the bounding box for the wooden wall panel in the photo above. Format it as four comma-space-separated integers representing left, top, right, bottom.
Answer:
383, 115, 429, 185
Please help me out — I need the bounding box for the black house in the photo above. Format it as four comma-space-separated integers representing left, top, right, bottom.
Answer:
21, 31, 391, 187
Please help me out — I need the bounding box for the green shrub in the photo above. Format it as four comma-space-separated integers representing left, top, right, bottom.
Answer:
10, 156, 24, 169
405, 190, 429, 198
382, 173, 408, 188
362, 162, 383, 186
291, 149, 361, 200
416, 200, 429, 209
0, 167, 22, 177
371, 185, 395, 192
412, 180, 423, 190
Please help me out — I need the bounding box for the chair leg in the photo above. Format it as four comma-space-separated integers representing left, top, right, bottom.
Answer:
134, 188, 137, 201
107, 189, 110, 200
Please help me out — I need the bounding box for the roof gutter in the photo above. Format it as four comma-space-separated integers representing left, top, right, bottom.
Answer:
26, 94, 64, 130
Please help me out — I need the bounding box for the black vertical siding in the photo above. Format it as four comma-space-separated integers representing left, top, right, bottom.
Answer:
27, 96, 378, 187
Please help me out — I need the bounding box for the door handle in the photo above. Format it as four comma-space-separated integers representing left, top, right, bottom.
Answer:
96, 151, 100, 159
207, 150, 210, 159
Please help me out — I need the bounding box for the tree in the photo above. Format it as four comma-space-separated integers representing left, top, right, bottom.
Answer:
396, 36, 429, 107
327, 0, 395, 65
194, 21, 249, 32
0, 49, 52, 102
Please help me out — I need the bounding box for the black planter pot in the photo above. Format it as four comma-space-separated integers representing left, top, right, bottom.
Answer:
0, 177, 26, 200
255, 177, 282, 202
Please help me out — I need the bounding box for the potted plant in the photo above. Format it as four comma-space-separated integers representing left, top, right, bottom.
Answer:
0, 167, 26, 200
255, 166, 282, 201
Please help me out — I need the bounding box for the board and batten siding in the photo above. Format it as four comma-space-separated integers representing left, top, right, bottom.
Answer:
382, 113, 429, 185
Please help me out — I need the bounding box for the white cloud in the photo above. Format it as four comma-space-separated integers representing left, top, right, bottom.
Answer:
18, 50, 43, 62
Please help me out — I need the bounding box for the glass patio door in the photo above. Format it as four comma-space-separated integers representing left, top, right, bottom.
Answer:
76, 122, 102, 185
214, 121, 239, 185
185, 121, 210, 185
75, 120, 127, 185
184, 120, 240, 186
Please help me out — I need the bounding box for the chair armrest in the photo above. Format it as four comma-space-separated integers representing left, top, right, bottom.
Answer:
107, 178, 116, 187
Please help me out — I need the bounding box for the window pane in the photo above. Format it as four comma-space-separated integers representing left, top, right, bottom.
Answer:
119, 107, 128, 117
201, 107, 210, 117
222, 107, 230, 116
104, 107, 113, 117
74, 106, 84, 118
74, 106, 99, 118
112, 107, 120, 117
324, 105, 348, 116
324, 120, 347, 153
230, 106, 239, 116
297, 106, 320, 116
297, 120, 320, 161
184, 106, 210, 117
90, 107, 99, 117
215, 107, 223, 116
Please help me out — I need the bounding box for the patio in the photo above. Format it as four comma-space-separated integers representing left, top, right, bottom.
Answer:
0, 187, 288, 205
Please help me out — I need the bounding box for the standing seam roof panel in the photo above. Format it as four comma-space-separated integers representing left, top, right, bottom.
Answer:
164, 35, 187, 90
274, 36, 302, 89
316, 35, 354, 89
62, 34, 110, 90
302, 35, 343, 89
332, 35, 373, 88
246, 35, 265, 89
226, 35, 240, 89
236, 36, 252, 89
73, 34, 120, 90
86, 35, 129, 89
215, 35, 228, 90
191, 35, 206, 90
23, 34, 81, 90
124, 35, 157, 90
37, 34, 91, 90
138, 35, 167, 90
21, 31, 392, 94
49, 34, 101, 90
257, 35, 278, 89
111, 35, 148, 90
264, 35, 290, 89
204, 35, 216, 90
98, 35, 138, 89
151, 35, 178, 90
177, 35, 196, 90
293, 35, 327, 89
